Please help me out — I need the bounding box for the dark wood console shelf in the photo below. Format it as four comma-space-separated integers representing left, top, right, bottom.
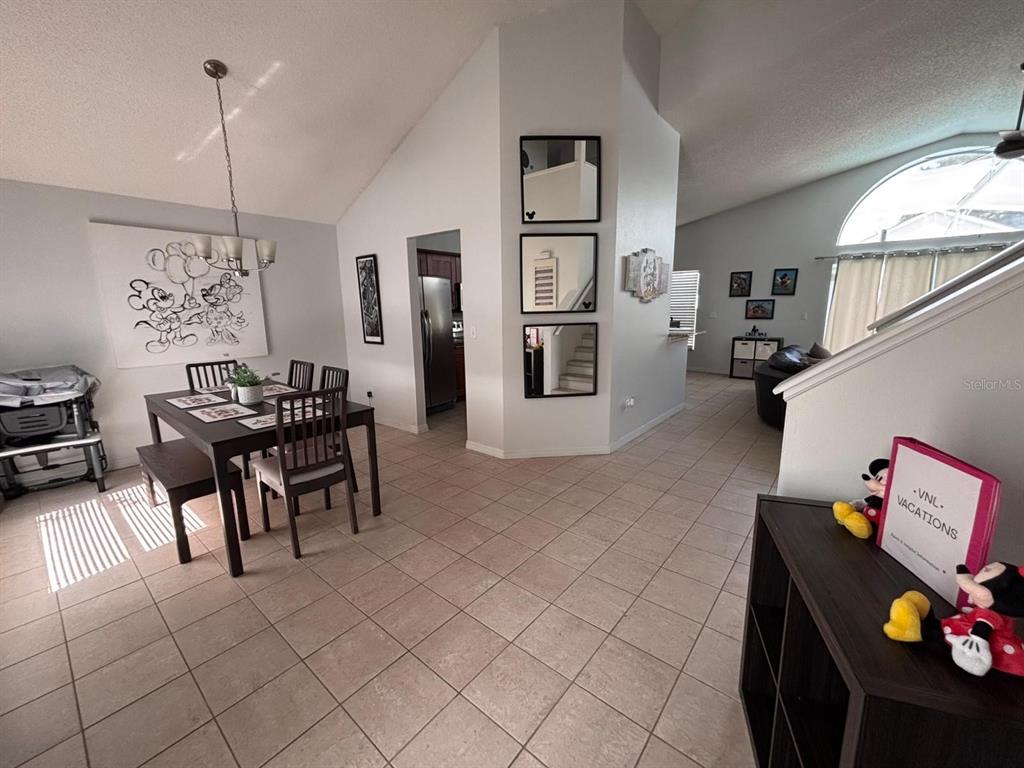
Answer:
742, 495, 1024, 768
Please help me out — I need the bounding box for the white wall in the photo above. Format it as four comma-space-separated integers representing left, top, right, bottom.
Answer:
336, 33, 503, 444
610, 1, 685, 447
674, 134, 995, 373
498, 1, 624, 456
0, 179, 346, 469
777, 274, 1024, 561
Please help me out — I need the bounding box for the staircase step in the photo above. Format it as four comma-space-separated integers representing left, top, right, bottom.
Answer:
566, 361, 594, 375
559, 373, 594, 392
574, 349, 595, 360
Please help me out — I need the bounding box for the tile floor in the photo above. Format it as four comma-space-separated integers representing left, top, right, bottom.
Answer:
0, 373, 777, 768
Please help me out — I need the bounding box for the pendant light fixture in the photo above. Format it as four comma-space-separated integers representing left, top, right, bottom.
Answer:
994, 62, 1024, 160
194, 58, 277, 277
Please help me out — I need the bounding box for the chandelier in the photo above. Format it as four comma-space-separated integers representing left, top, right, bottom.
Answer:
194, 59, 276, 277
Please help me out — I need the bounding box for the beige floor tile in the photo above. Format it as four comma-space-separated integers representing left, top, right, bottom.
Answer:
556, 485, 607, 512
585, 549, 658, 595
85, 675, 211, 768
392, 539, 461, 581
432, 518, 495, 554
275, 590, 365, 657
61, 582, 151, 640
723, 562, 750, 598
510, 751, 547, 768
503, 516, 562, 550
143, 553, 224, 602
357, 522, 426, 559
393, 695, 520, 768
577, 636, 677, 728
650, 493, 706, 518
76, 635, 186, 726
0, 645, 70, 716
697, 506, 754, 536
633, 511, 693, 541
343, 653, 455, 759
662, 543, 734, 588
466, 580, 548, 641
264, 707, 384, 768
194, 628, 298, 713
590, 496, 646, 524
310, 544, 383, 588
666, 480, 717, 505
0, 684, 80, 768
373, 585, 458, 647
68, 605, 168, 678
708, 490, 757, 516
681, 469, 730, 490
515, 605, 605, 678
173, 599, 269, 667
0, 614, 64, 670
233, 549, 307, 595
473, 478, 519, 502
0, 567, 50, 607
469, 502, 528, 533
405, 506, 462, 536
440, 490, 493, 516
554, 575, 634, 632
682, 628, 742, 699
19, 733, 88, 768
217, 664, 335, 768
141, 721, 236, 768
307, 619, 404, 701
156, 574, 246, 632
654, 674, 754, 768
463, 646, 569, 744
612, 599, 701, 669
641, 569, 719, 623
467, 534, 534, 576
611, 483, 663, 509
249, 569, 331, 623
680, 523, 744, 560
425, 558, 501, 608
706, 591, 745, 641
568, 513, 630, 546
525, 476, 573, 499
56, 560, 141, 610
541, 532, 606, 571
636, 736, 701, 768
507, 554, 580, 602
531, 499, 587, 528
413, 613, 508, 689
339, 563, 417, 614
611, 528, 675, 565
528, 685, 647, 768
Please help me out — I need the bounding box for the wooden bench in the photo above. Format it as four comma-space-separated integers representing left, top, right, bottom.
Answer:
137, 439, 249, 564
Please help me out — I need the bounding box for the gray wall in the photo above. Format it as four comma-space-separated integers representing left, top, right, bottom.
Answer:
0, 179, 346, 469
674, 134, 993, 373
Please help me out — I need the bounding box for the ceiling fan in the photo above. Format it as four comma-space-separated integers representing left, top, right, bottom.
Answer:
994, 62, 1024, 159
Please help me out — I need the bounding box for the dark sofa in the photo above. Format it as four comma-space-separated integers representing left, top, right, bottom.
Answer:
752, 344, 829, 429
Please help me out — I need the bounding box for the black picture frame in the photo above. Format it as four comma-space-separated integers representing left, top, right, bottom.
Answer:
355, 254, 384, 344
520, 233, 598, 314
729, 270, 752, 297
523, 323, 598, 398
745, 299, 775, 320
771, 268, 799, 296
520, 136, 601, 224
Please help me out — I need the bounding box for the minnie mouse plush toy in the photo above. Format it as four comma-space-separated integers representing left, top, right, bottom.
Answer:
883, 561, 1024, 677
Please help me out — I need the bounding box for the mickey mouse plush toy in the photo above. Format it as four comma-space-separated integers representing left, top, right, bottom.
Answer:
884, 561, 1024, 677
832, 458, 889, 540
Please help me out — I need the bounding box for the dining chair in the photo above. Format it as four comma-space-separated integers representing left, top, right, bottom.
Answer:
318, 365, 358, 495
186, 360, 237, 391
288, 359, 315, 391
251, 386, 358, 557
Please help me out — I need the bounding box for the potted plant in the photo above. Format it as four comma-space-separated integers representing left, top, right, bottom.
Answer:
228, 365, 265, 405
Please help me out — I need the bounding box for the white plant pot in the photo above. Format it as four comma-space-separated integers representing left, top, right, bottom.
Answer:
236, 385, 264, 405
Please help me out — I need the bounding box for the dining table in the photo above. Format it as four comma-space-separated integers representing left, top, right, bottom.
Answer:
144, 382, 382, 577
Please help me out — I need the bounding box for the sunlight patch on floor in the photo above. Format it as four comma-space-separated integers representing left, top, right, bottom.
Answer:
37, 499, 128, 591
106, 484, 205, 552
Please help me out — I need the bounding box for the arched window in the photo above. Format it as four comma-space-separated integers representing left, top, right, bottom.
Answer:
824, 148, 1023, 351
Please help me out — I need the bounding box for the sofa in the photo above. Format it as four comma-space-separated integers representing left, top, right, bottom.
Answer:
752, 343, 831, 429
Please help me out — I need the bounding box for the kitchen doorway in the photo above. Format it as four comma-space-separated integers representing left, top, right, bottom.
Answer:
411, 229, 466, 439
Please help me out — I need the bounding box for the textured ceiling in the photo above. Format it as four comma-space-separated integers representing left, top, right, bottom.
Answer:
0, 0, 576, 223
658, 0, 1024, 224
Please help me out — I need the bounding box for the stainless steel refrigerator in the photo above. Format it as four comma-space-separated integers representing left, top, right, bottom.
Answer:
419, 276, 457, 412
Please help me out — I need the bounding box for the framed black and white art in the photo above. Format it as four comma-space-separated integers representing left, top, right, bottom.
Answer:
356, 254, 384, 344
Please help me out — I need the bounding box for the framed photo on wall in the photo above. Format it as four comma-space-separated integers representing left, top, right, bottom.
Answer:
729, 271, 752, 297
356, 254, 384, 344
745, 299, 775, 320
772, 268, 799, 296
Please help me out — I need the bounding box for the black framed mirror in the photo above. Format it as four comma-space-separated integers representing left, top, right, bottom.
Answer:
520, 136, 600, 223
524, 323, 597, 398
520, 233, 597, 314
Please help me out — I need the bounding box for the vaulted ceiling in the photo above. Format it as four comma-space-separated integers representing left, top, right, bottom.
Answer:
2, 0, 1021, 226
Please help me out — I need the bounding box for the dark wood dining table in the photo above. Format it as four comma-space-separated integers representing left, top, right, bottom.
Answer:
144, 384, 382, 577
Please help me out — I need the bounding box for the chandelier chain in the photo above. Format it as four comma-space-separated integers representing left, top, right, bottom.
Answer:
213, 76, 240, 237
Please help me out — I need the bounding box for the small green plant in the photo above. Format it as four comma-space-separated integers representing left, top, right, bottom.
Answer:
228, 365, 263, 388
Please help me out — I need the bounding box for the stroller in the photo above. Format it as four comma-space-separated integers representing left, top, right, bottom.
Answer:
0, 366, 108, 500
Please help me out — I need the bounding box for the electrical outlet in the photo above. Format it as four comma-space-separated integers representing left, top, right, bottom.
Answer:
366, 390, 373, 399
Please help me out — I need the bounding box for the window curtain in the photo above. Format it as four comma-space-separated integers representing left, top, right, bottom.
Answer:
823, 258, 883, 352
876, 254, 934, 318
934, 250, 994, 287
